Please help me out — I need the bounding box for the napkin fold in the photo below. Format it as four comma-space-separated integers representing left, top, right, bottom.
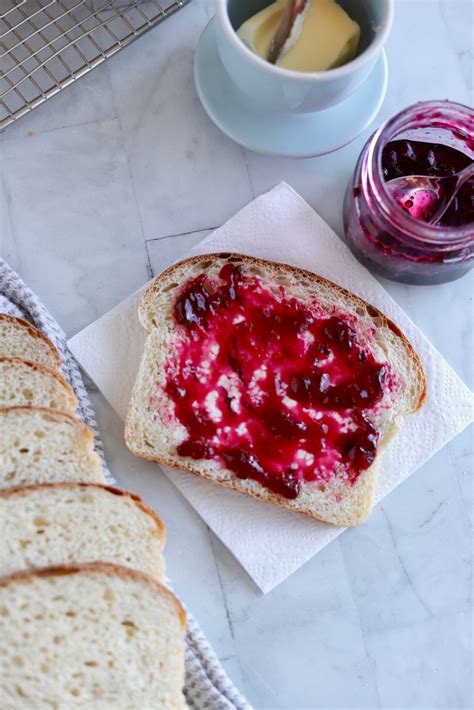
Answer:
68, 183, 474, 593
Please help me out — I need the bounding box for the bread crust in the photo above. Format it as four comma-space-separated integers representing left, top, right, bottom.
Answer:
140, 253, 426, 411
0, 357, 77, 409
0, 482, 166, 543
0, 562, 186, 628
0, 405, 92, 440
0, 314, 61, 369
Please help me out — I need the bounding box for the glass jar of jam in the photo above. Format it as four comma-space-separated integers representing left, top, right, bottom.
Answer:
343, 101, 473, 285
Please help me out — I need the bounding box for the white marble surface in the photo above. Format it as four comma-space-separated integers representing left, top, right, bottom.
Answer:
1, 1, 472, 707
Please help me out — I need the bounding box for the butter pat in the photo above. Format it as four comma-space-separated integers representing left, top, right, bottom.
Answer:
237, 0, 361, 73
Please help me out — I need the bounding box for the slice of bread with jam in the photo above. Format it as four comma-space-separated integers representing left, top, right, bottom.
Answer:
126, 253, 426, 527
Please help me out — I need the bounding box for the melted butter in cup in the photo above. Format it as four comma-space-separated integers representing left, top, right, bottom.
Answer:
237, 0, 361, 73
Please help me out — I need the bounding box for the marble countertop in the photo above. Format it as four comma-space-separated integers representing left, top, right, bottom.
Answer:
1, 1, 472, 708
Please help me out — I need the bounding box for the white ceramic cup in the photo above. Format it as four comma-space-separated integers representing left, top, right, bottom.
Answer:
215, 0, 393, 114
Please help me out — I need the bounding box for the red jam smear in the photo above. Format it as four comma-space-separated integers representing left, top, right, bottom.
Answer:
382, 139, 473, 227
165, 264, 389, 500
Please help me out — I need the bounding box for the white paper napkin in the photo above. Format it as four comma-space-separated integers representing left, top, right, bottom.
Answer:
68, 183, 474, 593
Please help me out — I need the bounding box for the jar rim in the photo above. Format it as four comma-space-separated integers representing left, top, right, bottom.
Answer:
366, 100, 474, 247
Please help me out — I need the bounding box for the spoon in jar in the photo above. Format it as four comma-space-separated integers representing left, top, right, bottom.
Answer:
268, 0, 310, 64
386, 162, 474, 225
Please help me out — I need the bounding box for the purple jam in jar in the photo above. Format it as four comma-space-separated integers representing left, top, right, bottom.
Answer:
343, 101, 473, 285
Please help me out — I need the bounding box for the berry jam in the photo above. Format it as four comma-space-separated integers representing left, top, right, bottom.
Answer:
164, 263, 391, 500
343, 101, 474, 285
382, 139, 473, 227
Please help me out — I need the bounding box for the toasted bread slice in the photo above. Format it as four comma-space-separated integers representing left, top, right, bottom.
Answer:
0, 314, 61, 370
0, 483, 166, 581
0, 407, 104, 488
0, 358, 76, 414
126, 254, 426, 527
0, 563, 186, 709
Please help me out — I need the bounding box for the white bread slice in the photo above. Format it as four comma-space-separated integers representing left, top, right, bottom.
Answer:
0, 483, 166, 581
0, 407, 104, 488
0, 314, 61, 370
126, 253, 426, 527
0, 563, 186, 709
0, 357, 77, 414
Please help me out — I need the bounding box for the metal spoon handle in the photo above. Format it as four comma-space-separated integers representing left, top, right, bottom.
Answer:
430, 162, 474, 225
268, 0, 309, 64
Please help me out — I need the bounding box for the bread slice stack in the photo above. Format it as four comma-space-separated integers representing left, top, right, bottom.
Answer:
0, 314, 187, 707
126, 253, 426, 527
0, 315, 103, 488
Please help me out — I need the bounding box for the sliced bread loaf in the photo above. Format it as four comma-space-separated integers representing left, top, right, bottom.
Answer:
126, 253, 426, 527
0, 483, 165, 581
0, 407, 104, 488
0, 314, 61, 370
0, 358, 77, 414
0, 563, 186, 709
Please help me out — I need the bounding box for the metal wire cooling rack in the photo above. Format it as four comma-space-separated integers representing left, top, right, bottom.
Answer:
0, 0, 190, 129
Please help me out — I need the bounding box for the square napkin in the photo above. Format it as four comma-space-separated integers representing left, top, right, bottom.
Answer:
68, 183, 474, 593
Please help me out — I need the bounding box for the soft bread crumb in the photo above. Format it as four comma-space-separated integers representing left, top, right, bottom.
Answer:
0, 315, 61, 370
0, 483, 166, 581
0, 564, 186, 709
0, 359, 77, 414
0, 407, 104, 488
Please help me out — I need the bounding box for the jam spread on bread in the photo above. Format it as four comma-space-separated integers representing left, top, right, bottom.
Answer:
165, 264, 391, 500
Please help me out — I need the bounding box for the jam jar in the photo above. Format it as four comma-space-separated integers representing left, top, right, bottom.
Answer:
343, 101, 473, 285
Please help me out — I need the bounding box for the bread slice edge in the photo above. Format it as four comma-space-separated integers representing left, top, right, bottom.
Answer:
0, 357, 77, 411
0, 482, 166, 544
0, 314, 62, 370
0, 561, 186, 628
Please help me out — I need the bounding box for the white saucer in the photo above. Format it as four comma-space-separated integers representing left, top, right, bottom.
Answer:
194, 19, 388, 158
